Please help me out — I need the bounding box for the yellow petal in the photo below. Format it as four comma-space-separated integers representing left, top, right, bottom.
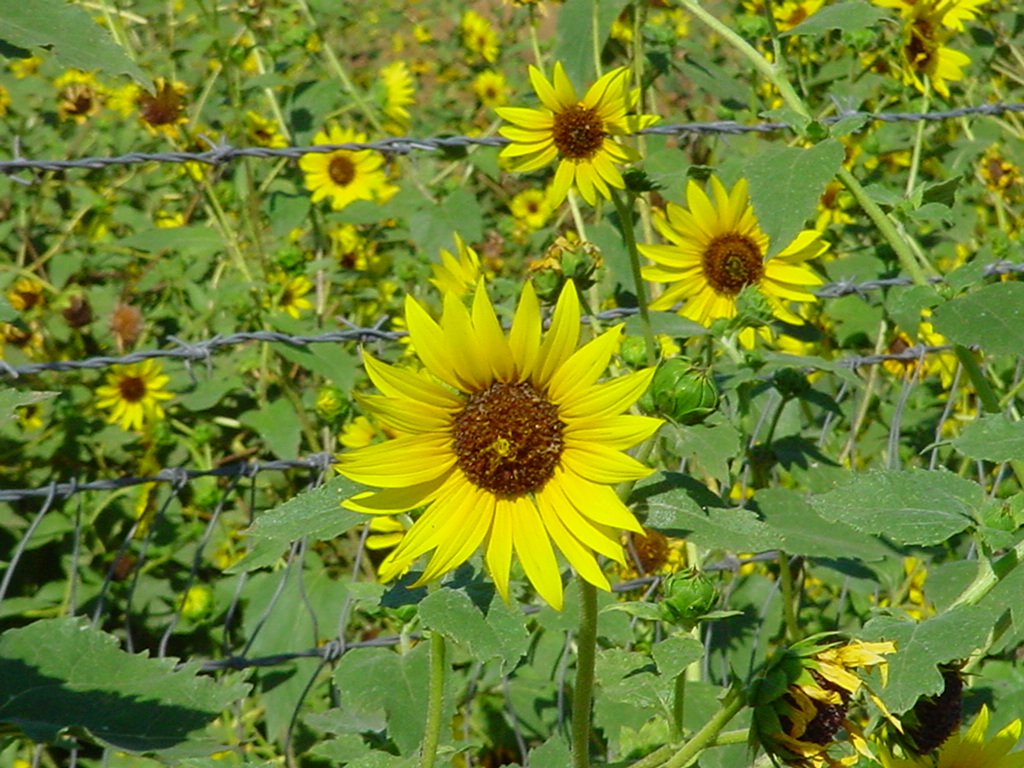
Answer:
547, 324, 622, 403
338, 434, 454, 487
533, 280, 581, 389
535, 488, 611, 591
559, 367, 655, 421
511, 497, 564, 610
485, 498, 514, 602
405, 295, 464, 391
440, 291, 492, 391
510, 281, 542, 380
565, 414, 663, 450
471, 280, 514, 381
363, 353, 462, 410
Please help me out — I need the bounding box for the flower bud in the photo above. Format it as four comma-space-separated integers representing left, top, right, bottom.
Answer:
316, 386, 348, 422
620, 335, 649, 369
660, 568, 717, 626
651, 358, 719, 425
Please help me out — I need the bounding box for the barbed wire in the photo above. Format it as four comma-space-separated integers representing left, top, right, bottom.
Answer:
3, 102, 1024, 176
2, 261, 1020, 381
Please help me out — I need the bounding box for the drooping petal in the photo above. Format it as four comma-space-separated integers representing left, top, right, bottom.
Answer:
551, 467, 644, 533
485, 497, 514, 602
535, 487, 611, 590
511, 497, 564, 610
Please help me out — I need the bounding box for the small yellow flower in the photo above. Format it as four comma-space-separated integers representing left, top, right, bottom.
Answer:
95, 360, 174, 432
460, 10, 500, 64
138, 77, 188, 136
0, 85, 10, 118
266, 272, 314, 319
6, 277, 47, 312
380, 60, 415, 134
509, 188, 554, 231
299, 124, 398, 210
472, 69, 509, 109
497, 62, 657, 207
106, 83, 142, 118
340, 415, 378, 449
55, 70, 102, 123
640, 175, 827, 347
744, 0, 826, 30
430, 233, 483, 296
9, 55, 42, 79
245, 110, 287, 148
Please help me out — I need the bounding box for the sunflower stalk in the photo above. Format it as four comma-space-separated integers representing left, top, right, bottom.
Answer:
611, 188, 658, 366
572, 580, 599, 768
656, 683, 747, 768
419, 629, 447, 768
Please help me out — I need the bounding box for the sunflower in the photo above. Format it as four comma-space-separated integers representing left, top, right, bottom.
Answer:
137, 77, 188, 136
95, 360, 174, 432
299, 124, 398, 211
245, 110, 287, 148
496, 62, 657, 207
877, 705, 1024, 768
336, 280, 662, 609
897, 8, 971, 98
640, 175, 827, 346
379, 60, 415, 133
266, 271, 314, 319
430, 233, 483, 296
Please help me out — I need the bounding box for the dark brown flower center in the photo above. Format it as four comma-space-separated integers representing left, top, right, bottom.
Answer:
118, 375, 147, 403
631, 528, 670, 574
782, 673, 850, 746
139, 82, 184, 126
328, 155, 356, 186
61, 84, 96, 117
552, 103, 606, 161
906, 19, 937, 71
702, 234, 764, 295
452, 381, 564, 497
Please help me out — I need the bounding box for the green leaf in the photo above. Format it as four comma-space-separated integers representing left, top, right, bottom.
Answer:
0, 618, 247, 753
409, 188, 483, 261
953, 414, 1024, 462
651, 636, 703, 680
418, 587, 529, 669
636, 472, 784, 552
862, 606, 995, 713
229, 475, 365, 572
782, 0, 889, 37
119, 227, 223, 255
239, 399, 302, 460
746, 139, 845, 257
553, 0, 630, 89
810, 469, 980, 546
0, 389, 58, 421
0, 0, 145, 81
931, 282, 1024, 356
754, 488, 892, 560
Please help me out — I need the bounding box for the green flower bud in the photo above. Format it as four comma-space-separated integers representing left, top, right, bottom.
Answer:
620, 336, 649, 369
316, 386, 348, 422
771, 367, 810, 400
532, 266, 564, 303
651, 358, 719, 425
660, 568, 717, 626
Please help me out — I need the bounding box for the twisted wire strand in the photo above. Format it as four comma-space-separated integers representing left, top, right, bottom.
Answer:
3, 102, 1024, 175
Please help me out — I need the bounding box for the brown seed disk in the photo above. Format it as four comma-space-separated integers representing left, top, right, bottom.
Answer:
551, 104, 606, 161
328, 155, 357, 186
452, 381, 564, 497
118, 376, 148, 402
702, 234, 765, 295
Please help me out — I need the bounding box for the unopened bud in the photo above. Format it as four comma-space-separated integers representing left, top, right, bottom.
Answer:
651, 358, 719, 425
660, 568, 717, 626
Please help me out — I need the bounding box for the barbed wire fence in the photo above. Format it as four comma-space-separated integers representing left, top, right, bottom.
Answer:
2, 99, 1023, 756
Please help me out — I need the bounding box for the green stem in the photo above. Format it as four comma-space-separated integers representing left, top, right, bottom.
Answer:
905, 82, 930, 198
777, 552, 801, 643
591, 0, 602, 80
837, 167, 929, 286
611, 189, 657, 366
659, 685, 746, 768
572, 580, 599, 768
419, 630, 447, 768
672, 673, 686, 741
675, 0, 810, 123
950, 537, 1024, 610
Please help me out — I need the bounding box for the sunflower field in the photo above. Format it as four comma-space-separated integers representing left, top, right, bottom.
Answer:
3, 0, 1024, 766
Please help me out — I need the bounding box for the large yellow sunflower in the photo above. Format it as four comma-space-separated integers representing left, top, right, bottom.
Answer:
336, 280, 662, 609
640, 175, 827, 346
495, 62, 657, 207
299, 124, 397, 211
878, 705, 1024, 768
95, 360, 174, 432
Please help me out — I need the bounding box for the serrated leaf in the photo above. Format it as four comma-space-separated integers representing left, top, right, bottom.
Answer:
636, 472, 783, 552
782, 0, 889, 37
931, 282, 1024, 356
0, 0, 144, 81
862, 606, 995, 713
602, 601, 664, 622
953, 415, 1024, 462
418, 587, 529, 669
651, 636, 703, 679
0, 389, 58, 421
229, 475, 365, 572
746, 139, 844, 257
809, 469, 980, 546
755, 488, 892, 560
0, 618, 247, 752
